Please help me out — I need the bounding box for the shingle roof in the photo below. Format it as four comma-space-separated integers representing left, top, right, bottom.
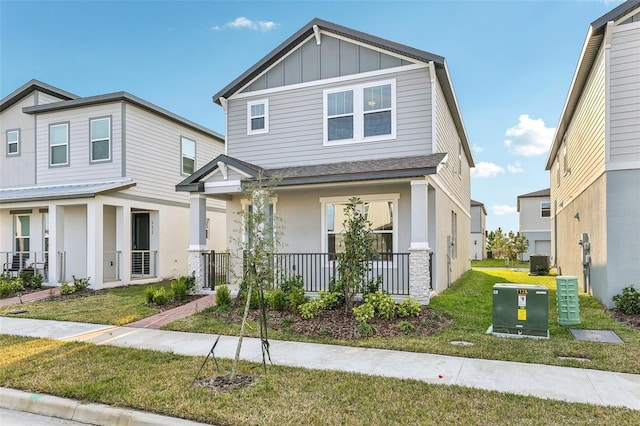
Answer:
517, 188, 550, 199
0, 79, 78, 112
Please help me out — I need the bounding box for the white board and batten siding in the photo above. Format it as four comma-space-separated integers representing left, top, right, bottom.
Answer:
35, 102, 123, 186
124, 104, 224, 206
1, 94, 38, 188
227, 66, 433, 168
608, 20, 640, 168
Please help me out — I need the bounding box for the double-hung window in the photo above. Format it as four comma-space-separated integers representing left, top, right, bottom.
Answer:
49, 123, 69, 166
14, 215, 30, 253
324, 79, 395, 145
7, 129, 19, 156
90, 117, 111, 162
541, 202, 551, 218
181, 137, 196, 175
247, 100, 268, 134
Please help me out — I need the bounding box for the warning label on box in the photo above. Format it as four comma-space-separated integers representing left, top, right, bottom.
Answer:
518, 308, 527, 321
518, 294, 527, 307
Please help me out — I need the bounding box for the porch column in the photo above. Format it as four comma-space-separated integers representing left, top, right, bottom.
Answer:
188, 194, 207, 291
86, 200, 103, 288
47, 205, 61, 285
409, 180, 432, 304
116, 206, 131, 284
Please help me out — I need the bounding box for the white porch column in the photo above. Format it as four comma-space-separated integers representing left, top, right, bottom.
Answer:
86, 200, 103, 288
117, 206, 131, 285
188, 194, 208, 291
409, 180, 432, 304
47, 204, 64, 285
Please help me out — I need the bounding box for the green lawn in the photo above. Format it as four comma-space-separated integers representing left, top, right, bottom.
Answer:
0, 281, 174, 326
471, 259, 530, 268
1, 334, 638, 425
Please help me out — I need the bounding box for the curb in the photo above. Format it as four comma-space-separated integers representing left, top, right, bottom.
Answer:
0, 387, 213, 426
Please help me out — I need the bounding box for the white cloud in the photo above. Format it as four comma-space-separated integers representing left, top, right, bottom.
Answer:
471, 161, 505, 178
507, 161, 523, 173
492, 204, 517, 216
213, 17, 278, 32
472, 144, 483, 153
504, 114, 555, 156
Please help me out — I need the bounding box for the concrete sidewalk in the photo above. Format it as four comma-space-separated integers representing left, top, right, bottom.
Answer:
2, 316, 640, 413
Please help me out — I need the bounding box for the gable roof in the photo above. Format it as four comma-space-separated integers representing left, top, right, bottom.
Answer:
22, 91, 224, 141
212, 18, 473, 166
176, 153, 447, 193
470, 199, 487, 216
517, 188, 550, 212
0, 79, 78, 112
546, 0, 640, 170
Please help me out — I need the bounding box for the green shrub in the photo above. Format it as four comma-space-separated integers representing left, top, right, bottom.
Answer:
266, 288, 287, 311
280, 274, 304, 297
30, 274, 43, 289
287, 286, 307, 312
328, 278, 345, 305
280, 316, 294, 328
0, 280, 14, 298
299, 299, 323, 319
318, 290, 342, 310
19, 270, 35, 288
356, 322, 376, 336
353, 302, 375, 323
613, 285, 640, 315
215, 285, 232, 307
239, 289, 260, 309
60, 281, 75, 295
144, 286, 156, 304
171, 279, 189, 302
397, 298, 422, 318
363, 276, 382, 297
365, 291, 396, 320
152, 287, 169, 305
72, 276, 90, 291
397, 321, 416, 332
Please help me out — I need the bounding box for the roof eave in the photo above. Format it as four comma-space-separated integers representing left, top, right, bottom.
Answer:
0, 79, 78, 112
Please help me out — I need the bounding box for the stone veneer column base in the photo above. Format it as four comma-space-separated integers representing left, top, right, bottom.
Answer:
188, 250, 207, 292
408, 248, 432, 305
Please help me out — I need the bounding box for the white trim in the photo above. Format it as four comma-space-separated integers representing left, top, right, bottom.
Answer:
49, 122, 69, 166
313, 24, 321, 45
427, 174, 471, 219
323, 79, 396, 146
231, 63, 426, 100
247, 99, 269, 135
540, 201, 551, 218
606, 160, 640, 171
203, 180, 242, 194
605, 21, 613, 167
90, 116, 111, 163
428, 61, 437, 154
7, 129, 20, 156
180, 136, 196, 176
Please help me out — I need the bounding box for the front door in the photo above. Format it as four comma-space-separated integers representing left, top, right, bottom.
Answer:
132, 212, 150, 275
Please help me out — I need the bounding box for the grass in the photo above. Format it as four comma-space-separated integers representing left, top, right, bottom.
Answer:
471, 259, 530, 268
0, 281, 174, 326
1, 334, 638, 425
166, 269, 640, 374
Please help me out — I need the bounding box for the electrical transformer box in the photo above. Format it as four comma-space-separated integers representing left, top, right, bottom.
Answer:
492, 284, 549, 338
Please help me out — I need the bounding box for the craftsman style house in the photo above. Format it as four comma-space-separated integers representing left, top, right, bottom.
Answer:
517, 188, 551, 261
1, 80, 226, 288
545, 0, 640, 307
178, 19, 474, 303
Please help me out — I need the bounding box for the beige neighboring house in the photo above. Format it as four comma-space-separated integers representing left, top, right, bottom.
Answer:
470, 199, 486, 260
178, 18, 475, 303
1, 80, 226, 289
517, 188, 551, 261
545, 0, 640, 307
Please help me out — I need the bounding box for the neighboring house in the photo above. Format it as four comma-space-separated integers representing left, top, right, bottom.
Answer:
470, 199, 486, 260
545, 0, 640, 307
0, 80, 226, 289
177, 18, 474, 303
516, 188, 551, 261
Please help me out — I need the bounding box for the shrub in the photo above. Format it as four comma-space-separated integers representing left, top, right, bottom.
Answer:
152, 287, 169, 305
365, 291, 396, 320
239, 289, 260, 309
60, 281, 75, 295
613, 285, 640, 315
299, 299, 323, 319
280, 316, 294, 328
30, 274, 44, 289
72, 276, 90, 291
280, 274, 304, 297
287, 286, 307, 313
363, 276, 382, 297
266, 288, 287, 311
356, 322, 376, 336
397, 298, 422, 318
215, 285, 232, 307
397, 321, 416, 332
318, 290, 342, 310
19, 270, 35, 288
328, 278, 346, 305
0, 280, 17, 298
144, 286, 156, 304
171, 279, 189, 302
353, 302, 375, 323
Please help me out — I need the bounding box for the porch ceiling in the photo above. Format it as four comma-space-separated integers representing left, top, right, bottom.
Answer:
0, 179, 136, 204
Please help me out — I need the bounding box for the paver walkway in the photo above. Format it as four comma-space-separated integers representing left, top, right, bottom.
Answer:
0, 287, 59, 308
127, 293, 217, 329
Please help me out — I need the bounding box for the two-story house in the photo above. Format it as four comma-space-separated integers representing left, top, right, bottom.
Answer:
470, 199, 487, 260
545, 0, 640, 307
178, 19, 474, 303
1, 80, 226, 289
517, 188, 551, 261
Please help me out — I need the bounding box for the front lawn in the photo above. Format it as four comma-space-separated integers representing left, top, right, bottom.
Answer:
1, 335, 638, 425
471, 259, 530, 268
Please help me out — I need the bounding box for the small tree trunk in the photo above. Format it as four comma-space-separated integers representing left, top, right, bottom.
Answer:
230, 281, 253, 382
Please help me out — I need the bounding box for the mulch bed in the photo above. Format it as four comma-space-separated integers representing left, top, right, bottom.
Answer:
195, 374, 257, 393
610, 309, 640, 331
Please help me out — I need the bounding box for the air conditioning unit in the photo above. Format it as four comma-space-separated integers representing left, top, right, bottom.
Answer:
491, 284, 549, 338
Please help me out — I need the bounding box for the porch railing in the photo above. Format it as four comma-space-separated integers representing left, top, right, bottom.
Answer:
202, 251, 231, 289
131, 250, 157, 278
104, 251, 121, 282
1, 251, 50, 281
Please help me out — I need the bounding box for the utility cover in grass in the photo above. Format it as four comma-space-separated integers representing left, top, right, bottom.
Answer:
569, 329, 624, 343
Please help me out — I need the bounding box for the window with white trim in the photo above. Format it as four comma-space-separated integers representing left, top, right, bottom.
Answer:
49, 123, 69, 166
14, 215, 30, 253
323, 194, 398, 254
181, 137, 196, 175
90, 117, 111, 162
562, 141, 569, 175
7, 129, 19, 156
541, 202, 551, 218
247, 99, 268, 134
324, 79, 395, 145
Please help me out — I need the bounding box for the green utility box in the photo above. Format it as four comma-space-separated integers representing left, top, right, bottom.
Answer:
492, 284, 549, 338
556, 276, 580, 326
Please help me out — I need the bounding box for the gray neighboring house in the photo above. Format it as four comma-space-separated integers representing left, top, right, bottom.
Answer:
178, 18, 475, 303
545, 0, 640, 307
470, 199, 486, 260
1, 80, 226, 288
517, 188, 551, 261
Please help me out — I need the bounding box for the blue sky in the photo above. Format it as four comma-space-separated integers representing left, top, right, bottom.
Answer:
0, 0, 623, 232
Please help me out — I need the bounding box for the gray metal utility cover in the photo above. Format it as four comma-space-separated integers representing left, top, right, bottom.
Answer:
569, 329, 624, 343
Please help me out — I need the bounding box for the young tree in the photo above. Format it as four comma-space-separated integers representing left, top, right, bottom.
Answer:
337, 197, 377, 314
487, 227, 507, 259
511, 232, 529, 262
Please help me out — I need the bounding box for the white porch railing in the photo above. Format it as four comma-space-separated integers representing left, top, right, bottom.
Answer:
1, 251, 49, 280
131, 250, 157, 278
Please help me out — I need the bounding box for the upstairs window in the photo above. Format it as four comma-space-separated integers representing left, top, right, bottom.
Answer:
49, 123, 69, 166
541, 202, 551, 218
90, 117, 111, 162
247, 100, 268, 134
7, 129, 19, 156
181, 137, 196, 175
324, 79, 395, 145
